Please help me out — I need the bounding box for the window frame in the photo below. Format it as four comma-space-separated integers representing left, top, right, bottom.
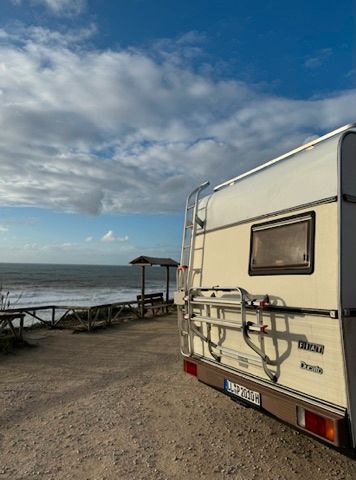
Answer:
248, 211, 315, 276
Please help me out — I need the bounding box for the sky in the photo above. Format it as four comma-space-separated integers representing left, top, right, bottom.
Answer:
0, 0, 355, 265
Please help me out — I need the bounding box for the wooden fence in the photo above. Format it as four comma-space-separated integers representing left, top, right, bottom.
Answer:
4, 297, 175, 333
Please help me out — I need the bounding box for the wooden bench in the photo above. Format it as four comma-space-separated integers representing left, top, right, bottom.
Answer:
137, 292, 165, 316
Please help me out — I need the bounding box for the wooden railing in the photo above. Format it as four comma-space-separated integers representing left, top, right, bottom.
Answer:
0, 312, 25, 340
4, 297, 175, 332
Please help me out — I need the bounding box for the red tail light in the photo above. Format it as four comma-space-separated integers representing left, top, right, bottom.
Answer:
297, 407, 335, 442
183, 360, 197, 376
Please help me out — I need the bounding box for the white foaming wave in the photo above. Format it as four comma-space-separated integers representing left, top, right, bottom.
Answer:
10, 289, 135, 308
7, 282, 176, 307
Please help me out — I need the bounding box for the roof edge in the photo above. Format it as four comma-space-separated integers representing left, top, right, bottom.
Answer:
214, 123, 356, 192
129, 255, 179, 266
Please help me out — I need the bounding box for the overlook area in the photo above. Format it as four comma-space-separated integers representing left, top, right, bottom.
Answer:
0, 315, 355, 480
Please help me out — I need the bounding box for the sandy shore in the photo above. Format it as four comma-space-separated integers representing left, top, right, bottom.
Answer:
0, 314, 356, 479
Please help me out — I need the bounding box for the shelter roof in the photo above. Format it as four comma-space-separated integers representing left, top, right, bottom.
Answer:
129, 256, 178, 267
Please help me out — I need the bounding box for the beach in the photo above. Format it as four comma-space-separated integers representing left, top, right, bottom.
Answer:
0, 314, 356, 480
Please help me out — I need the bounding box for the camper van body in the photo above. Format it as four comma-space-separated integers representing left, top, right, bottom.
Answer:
175, 124, 356, 448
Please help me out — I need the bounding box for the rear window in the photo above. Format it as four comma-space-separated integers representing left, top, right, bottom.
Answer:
249, 212, 315, 275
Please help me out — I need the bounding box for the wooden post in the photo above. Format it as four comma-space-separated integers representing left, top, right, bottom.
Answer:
7, 319, 17, 338
140, 266, 145, 318
166, 266, 170, 312
51, 307, 55, 327
19, 316, 24, 341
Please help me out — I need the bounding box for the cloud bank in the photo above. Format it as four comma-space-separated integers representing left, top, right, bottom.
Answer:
0, 26, 355, 215
12, 0, 86, 15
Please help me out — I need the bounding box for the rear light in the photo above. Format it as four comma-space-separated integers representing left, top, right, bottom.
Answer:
297, 406, 335, 442
183, 359, 197, 376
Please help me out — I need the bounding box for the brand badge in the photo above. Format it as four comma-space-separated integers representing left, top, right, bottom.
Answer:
298, 340, 324, 355
300, 361, 323, 374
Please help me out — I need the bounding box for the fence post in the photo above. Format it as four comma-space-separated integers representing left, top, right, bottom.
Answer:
88, 308, 91, 331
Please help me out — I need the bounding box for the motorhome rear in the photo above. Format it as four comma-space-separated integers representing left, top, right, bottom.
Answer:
175, 124, 356, 449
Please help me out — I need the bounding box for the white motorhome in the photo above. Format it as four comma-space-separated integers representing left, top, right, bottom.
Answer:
175, 124, 356, 449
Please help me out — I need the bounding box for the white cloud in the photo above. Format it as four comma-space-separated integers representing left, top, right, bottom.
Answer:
101, 231, 116, 243
23, 242, 38, 249
0, 226, 9, 232
13, 0, 86, 15
101, 231, 128, 243
85, 236, 93, 242
0, 27, 354, 215
304, 48, 333, 69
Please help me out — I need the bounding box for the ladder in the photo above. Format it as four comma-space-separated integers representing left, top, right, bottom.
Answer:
178, 181, 210, 293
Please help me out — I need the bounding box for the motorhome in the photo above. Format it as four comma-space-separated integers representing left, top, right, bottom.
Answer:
175, 123, 356, 449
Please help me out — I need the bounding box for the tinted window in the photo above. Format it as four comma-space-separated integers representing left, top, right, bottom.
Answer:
249, 213, 315, 275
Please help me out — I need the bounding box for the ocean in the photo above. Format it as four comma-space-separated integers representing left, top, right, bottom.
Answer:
0, 263, 177, 310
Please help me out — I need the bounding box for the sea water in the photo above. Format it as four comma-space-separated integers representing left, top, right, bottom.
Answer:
0, 263, 176, 314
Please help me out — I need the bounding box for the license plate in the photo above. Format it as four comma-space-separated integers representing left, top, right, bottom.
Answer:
224, 379, 261, 406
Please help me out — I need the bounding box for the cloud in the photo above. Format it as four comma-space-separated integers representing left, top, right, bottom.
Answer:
85, 236, 93, 242
304, 48, 333, 69
0, 27, 354, 215
23, 242, 38, 249
101, 231, 116, 243
13, 0, 86, 15
101, 231, 129, 243
0, 226, 9, 232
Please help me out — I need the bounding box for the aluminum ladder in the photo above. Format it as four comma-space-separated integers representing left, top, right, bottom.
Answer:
177, 181, 209, 357
178, 181, 210, 293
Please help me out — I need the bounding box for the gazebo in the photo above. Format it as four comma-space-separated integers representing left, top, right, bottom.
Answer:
129, 256, 179, 317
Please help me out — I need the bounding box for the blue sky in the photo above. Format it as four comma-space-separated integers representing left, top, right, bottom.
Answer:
0, 0, 354, 264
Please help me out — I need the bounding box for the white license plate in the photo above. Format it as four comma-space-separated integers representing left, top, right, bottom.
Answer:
224, 379, 261, 406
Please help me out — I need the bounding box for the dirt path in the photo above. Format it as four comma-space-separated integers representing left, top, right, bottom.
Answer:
0, 315, 355, 480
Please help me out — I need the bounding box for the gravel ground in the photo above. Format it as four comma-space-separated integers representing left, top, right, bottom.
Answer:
0, 314, 356, 480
